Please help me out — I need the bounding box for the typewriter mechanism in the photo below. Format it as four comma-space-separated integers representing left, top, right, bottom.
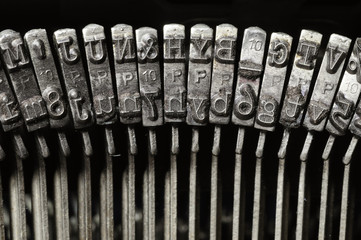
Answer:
0, 0, 361, 240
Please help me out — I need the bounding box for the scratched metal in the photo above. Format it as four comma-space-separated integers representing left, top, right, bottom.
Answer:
232, 27, 266, 127
83, 24, 117, 125
24, 29, 71, 129
209, 24, 237, 125
303, 34, 351, 132
111, 24, 141, 125
186, 24, 214, 126
163, 24, 187, 123
325, 38, 361, 136
135, 27, 163, 127
53, 28, 95, 129
0, 29, 49, 132
254, 32, 293, 132
279, 30, 322, 129
0, 61, 23, 132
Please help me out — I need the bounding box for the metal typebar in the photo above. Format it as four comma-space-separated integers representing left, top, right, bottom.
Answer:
276, 30, 322, 240
163, 23, 186, 240
111, 24, 140, 240
209, 23, 238, 240
253, 32, 293, 240
298, 34, 351, 240
231, 27, 267, 240
135, 26, 164, 240
186, 24, 214, 240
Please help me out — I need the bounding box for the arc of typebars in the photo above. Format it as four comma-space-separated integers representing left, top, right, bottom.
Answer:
111, 23, 140, 240
163, 23, 186, 240
135, 26, 163, 240
209, 23, 238, 240
231, 26, 267, 240
186, 23, 214, 240
1, 22, 361, 240
53, 28, 95, 239
253, 32, 293, 240
276, 30, 322, 240
296, 34, 351, 240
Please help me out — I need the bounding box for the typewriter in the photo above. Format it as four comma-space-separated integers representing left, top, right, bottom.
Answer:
0, 0, 360, 239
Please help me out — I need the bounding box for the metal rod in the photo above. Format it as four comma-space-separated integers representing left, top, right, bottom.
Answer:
296, 161, 307, 240
78, 140, 92, 239
210, 126, 221, 240
100, 138, 114, 239
9, 142, 27, 240
252, 131, 266, 240
232, 127, 245, 240
54, 147, 70, 240
189, 127, 199, 240
0, 171, 5, 240
32, 139, 50, 240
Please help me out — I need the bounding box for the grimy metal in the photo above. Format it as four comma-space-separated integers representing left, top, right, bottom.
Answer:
349, 40, 361, 138
112, 24, 142, 125
163, 24, 187, 123
186, 24, 214, 126
0, 30, 49, 132
209, 24, 238, 125
82, 24, 117, 126
0, 63, 23, 132
303, 34, 351, 132
279, 30, 322, 129
136, 27, 163, 127
53, 28, 95, 130
232, 27, 266, 127
254, 32, 293, 132
24, 29, 71, 130
326, 38, 361, 136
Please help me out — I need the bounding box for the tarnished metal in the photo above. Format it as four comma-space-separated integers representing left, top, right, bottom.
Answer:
163, 24, 186, 123
136, 27, 163, 127
275, 30, 322, 240
232, 27, 266, 127
253, 32, 293, 240
0, 29, 49, 157
0, 29, 49, 132
297, 34, 351, 240
209, 24, 237, 125
53, 28, 95, 131
111, 24, 141, 125
25, 28, 71, 157
254, 32, 293, 133
187, 24, 214, 126
303, 34, 351, 133
83, 23, 117, 155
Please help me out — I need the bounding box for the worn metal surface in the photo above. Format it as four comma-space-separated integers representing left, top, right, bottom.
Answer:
186, 24, 214, 126
112, 24, 142, 125
209, 24, 237, 125
232, 27, 266, 127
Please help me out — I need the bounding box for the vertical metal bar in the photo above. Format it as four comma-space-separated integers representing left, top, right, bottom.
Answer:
32, 140, 49, 240
231, 27, 266, 240
78, 146, 92, 240
210, 126, 222, 240
100, 136, 114, 240
163, 23, 186, 240
54, 148, 70, 240
232, 127, 245, 240
9, 142, 27, 240
253, 32, 293, 239
135, 26, 163, 240
189, 127, 199, 240
111, 24, 140, 240
297, 34, 352, 240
